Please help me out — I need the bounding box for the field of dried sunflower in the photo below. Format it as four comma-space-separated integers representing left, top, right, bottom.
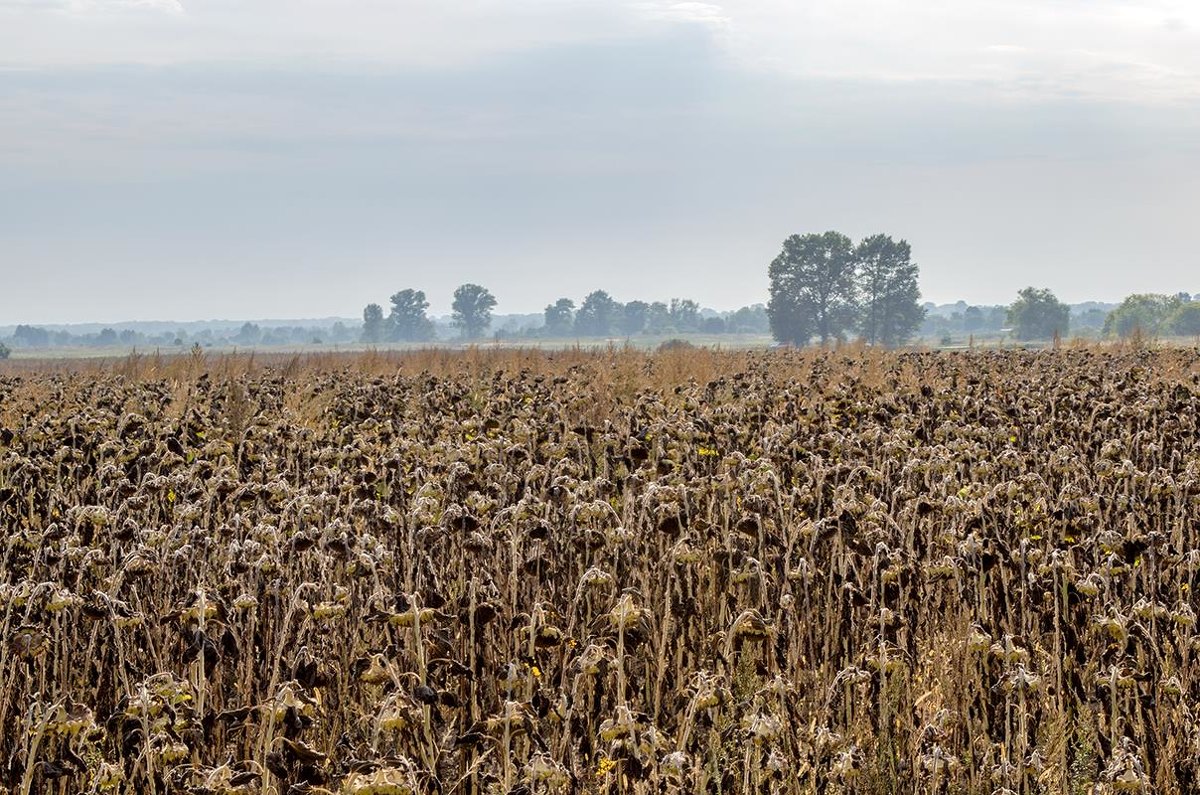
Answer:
1, 346, 1199, 795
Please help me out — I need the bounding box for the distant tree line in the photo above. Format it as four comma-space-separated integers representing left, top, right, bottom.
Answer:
359, 284, 770, 343
921, 301, 1110, 338
8, 265, 1195, 355
361, 284, 499, 343
1103, 293, 1200, 338
0, 322, 359, 351
537, 294, 769, 338
762, 230, 1200, 346
969, 289, 1199, 343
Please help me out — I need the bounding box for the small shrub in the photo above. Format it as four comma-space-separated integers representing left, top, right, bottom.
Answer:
657, 338, 695, 353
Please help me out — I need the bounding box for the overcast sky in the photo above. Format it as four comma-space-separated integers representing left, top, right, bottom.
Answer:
3, 0, 1199, 323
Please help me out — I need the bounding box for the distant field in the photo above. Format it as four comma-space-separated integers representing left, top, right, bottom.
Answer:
1, 333, 777, 362
7, 332, 1200, 365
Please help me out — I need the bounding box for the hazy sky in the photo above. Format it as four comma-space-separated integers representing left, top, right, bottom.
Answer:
3, 0, 1199, 323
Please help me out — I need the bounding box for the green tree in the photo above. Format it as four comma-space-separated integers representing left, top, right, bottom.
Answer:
542, 298, 575, 337
361, 303, 385, 343
855, 234, 925, 346
12, 325, 50, 348
451, 283, 497, 339
574, 290, 620, 336
387, 289, 435, 342
234, 322, 261, 346
1072, 307, 1110, 332
727, 304, 770, 333
0, 341, 9, 360
1008, 287, 1070, 341
1103, 293, 1180, 338
767, 231, 858, 345
1169, 302, 1200, 337
668, 299, 701, 332
963, 306, 985, 333
620, 300, 649, 336
645, 302, 672, 334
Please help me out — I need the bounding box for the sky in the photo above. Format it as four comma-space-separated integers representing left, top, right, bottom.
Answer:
2, 0, 1199, 323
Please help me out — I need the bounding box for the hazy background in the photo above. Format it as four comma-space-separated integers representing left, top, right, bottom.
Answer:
3, 0, 1199, 324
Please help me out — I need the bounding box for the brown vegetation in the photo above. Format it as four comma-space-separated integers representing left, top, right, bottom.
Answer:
0, 346, 1198, 793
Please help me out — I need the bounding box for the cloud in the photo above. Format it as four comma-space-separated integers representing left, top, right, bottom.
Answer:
0, 0, 181, 14
1, 30, 1198, 322
633, 2, 730, 27
0, 1, 643, 68
2, 0, 1200, 325
1, 0, 1198, 103
707, 0, 1200, 101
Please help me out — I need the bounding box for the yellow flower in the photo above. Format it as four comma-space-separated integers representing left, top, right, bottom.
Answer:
596, 757, 617, 776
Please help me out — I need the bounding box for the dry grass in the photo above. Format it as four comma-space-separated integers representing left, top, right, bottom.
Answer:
0, 346, 1198, 794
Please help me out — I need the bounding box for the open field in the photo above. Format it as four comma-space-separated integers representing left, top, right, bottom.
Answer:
1, 347, 1199, 793
6, 333, 1199, 364
0, 334, 777, 362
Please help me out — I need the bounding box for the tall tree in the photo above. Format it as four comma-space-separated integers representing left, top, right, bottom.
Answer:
1170, 302, 1200, 336
728, 304, 769, 333
361, 303, 385, 343
1008, 287, 1070, 341
234, 322, 261, 346
1102, 293, 1180, 338
668, 298, 701, 332
645, 302, 671, 334
856, 234, 925, 346
620, 300, 649, 335
388, 289, 435, 342
543, 298, 575, 337
767, 231, 857, 345
574, 290, 620, 336
12, 325, 50, 348
451, 284, 497, 340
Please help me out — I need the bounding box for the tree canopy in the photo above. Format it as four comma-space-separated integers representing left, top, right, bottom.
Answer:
1008, 287, 1070, 341
1103, 293, 1181, 339
620, 300, 649, 336
1170, 302, 1200, 337
856, 234, 925, 346
451, 283, 497, 339
768, 231, 858, 345
361, 303, 385, 343
542, 298, 575, 337
768, 230, 923, 346
574, 290, 620, 337
387, 289, 435, 342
